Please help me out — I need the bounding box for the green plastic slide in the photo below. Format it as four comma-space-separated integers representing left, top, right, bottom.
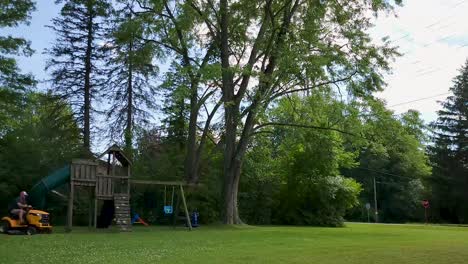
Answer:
27, 165, 71, 208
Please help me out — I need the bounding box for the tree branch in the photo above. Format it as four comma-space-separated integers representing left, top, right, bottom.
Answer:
234, 0, 272, 102
253, 122, 359, 137
270, 70, 358, 101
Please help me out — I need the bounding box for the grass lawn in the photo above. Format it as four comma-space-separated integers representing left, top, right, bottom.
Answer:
1, 223, 468, 263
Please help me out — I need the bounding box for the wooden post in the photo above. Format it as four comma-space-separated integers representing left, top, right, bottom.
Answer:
127, 166, 131, 195
94, 180, 98, 228
66, 182, 74, 232
88, 189, 93, 228
111, 152, 116, 176
179, 184, 192, 231
172, 192, 181, 229
94, 198, 98, 228
373, 175, 379, 223
111, 153, 116, 195
107, 153, 111, 174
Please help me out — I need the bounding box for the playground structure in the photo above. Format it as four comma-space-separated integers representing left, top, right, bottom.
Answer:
67, 145, 133, 231
25, 144, 193, 232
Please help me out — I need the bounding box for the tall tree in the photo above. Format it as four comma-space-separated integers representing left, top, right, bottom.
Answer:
132, 0, 402, 223
0, 0, 36, 134
46, 0, 110, 153
430, 60, 468, 223
215, 0, 401, 224
104, 1, 158, 157
131, 0, 221, 183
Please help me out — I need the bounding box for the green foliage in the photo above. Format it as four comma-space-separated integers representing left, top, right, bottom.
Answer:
160, 63, 191, 144
239, 137, 281, 224
239, 92, 431, 225
0, 92, 81, 214
345, 99, 431, 223
277, 176, 362, 226
0, 0, 36, 27
0, 0, 36, 134
240, 92, 362, 226
272, 94, 362, 226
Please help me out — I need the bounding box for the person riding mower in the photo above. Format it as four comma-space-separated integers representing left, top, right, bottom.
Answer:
1, 191, 52, 235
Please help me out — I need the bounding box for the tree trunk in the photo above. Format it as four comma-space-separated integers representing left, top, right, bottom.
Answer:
223, 110, 236, 223
220, 0, 242, 224
83, 8, 93, 153
125, 38, 134, 159
184, 82, 199, 182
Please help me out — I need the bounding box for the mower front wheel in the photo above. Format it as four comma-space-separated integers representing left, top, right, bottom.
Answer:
1, 220, 10, 234
26, 226, 36, 235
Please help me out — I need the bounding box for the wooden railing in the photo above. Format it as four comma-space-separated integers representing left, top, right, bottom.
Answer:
70, 159, 98, 182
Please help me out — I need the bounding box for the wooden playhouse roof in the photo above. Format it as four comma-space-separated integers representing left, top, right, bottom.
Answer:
98, 144, 132, 166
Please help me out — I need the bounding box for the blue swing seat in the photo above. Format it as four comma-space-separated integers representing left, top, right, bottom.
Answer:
164, 205, 173, 214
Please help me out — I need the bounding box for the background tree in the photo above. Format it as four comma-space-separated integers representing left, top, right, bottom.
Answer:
46, 0, 110, 154
104, 1, 158, 158
344, 100, 431, 223
429, 60, 468, 223
131, 0, 221, 183
0, 92, 81, 214
0, 0, 36, 135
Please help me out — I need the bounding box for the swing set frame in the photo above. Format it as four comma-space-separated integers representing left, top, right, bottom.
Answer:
130, 179, 195, 231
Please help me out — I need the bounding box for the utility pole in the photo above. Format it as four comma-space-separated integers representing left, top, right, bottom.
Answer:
373, 175, 378, 223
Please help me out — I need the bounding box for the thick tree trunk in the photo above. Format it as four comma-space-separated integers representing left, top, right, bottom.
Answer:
224, 156, 243, 224
184, 83, 199, 182
220, 0, 243, 224
83, 10, 93, 153
223, 106, 238, 224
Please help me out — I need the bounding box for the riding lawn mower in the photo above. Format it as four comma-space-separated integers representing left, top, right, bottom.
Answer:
1, 207, 52, 235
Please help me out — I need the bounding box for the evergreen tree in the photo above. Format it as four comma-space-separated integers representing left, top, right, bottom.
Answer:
104, 1, 158, 157
160, 63, 190, 147
45, 0, 110, 153
430, 60, 468, 223
0, 0, 36, 134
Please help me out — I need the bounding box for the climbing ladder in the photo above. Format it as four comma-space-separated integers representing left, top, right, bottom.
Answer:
114, 193, 131, 231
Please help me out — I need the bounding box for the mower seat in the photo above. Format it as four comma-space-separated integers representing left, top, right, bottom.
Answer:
8, 212, 20, 220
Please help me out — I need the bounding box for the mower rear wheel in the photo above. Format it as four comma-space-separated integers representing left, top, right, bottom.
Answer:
1, 220, 9, 234
26, 226, 36, 235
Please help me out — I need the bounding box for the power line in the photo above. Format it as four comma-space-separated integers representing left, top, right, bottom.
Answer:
356, 167, 416, 180
385, 1, 468, 45
388, 93, 450, 107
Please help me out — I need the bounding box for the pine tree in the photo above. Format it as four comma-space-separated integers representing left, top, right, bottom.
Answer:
430, 59, 468, 223
45, 0, 110, 153
160, 63, 190, 147
0, 0, 36, 133
104, 1, 158, 158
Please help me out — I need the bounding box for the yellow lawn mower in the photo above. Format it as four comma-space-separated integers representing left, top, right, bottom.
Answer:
1, 207, 52, 235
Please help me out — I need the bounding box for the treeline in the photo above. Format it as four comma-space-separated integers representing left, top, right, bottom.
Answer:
1, 0, 465, 225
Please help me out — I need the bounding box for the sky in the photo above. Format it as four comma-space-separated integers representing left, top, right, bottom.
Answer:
3, 0, 468, 125
370, 0, 468, 121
